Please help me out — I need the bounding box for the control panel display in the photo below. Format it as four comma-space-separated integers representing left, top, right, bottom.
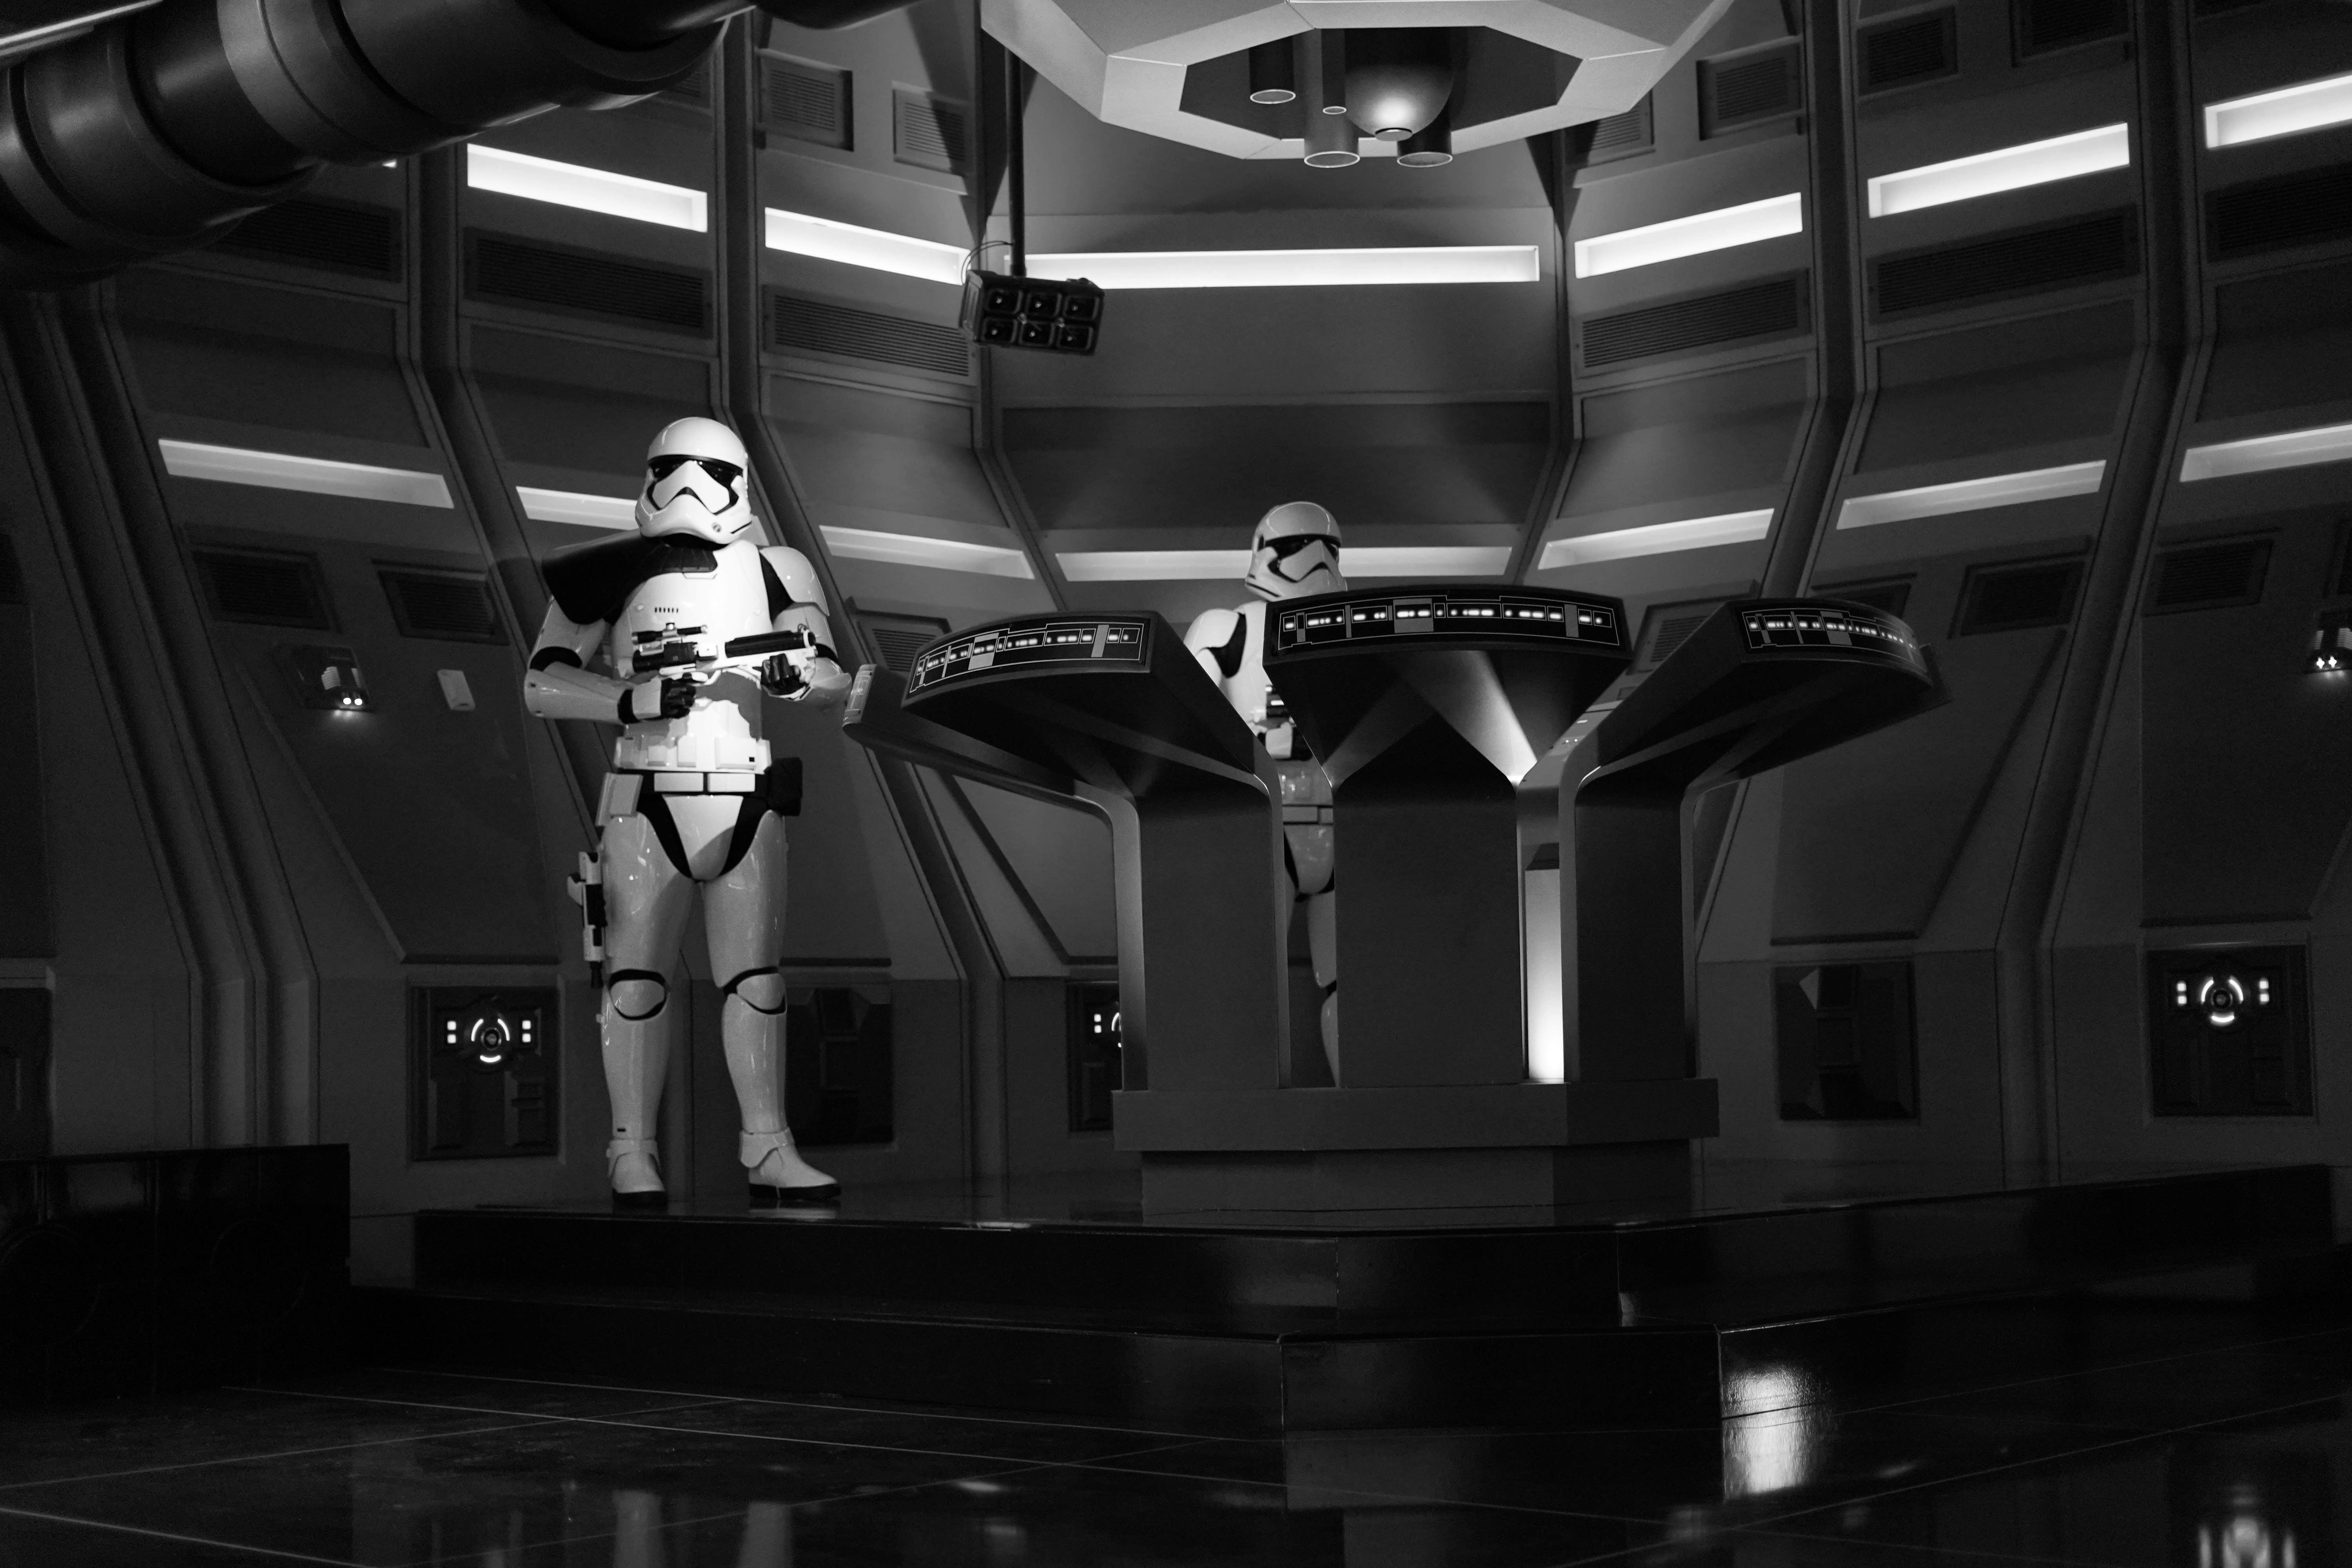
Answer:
1740, 604, 1924, 667
1270, 591, 1622, 654
908, 618, 1149, 695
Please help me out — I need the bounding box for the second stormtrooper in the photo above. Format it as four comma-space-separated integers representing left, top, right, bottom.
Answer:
1184, 501, 1346, 1082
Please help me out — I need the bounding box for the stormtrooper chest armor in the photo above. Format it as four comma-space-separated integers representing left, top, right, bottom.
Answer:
608, 539, 776, 776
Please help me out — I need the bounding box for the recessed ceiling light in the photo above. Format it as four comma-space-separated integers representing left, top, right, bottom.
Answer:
2179, 422, 2352, 482
822, 526, 1034, 579
1573, 194, 1803, 279
1027, 246, 1537, 289
466, 145, 707, 232
1538, 510, 1773, 569
1836, 461, 2105, 529
764, 209, 971, 285
2204, 70, 2352, 149
517, 488, 635, 529
1866, 124, 2130, 218
158, 440, 453, 508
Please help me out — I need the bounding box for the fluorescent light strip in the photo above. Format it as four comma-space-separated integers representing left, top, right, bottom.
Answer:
1573, 194, 1802, 279
158, 440, 452, 508
822, 525, 1034, 579
1, 0, 158, 55
765, 209, 971, 285
518, 487, 636, 529
2205, 70, 2352, 149
467, 145, 707, 232
1347, 546, 1513, 577
2180, 422, 2352, 482
1866, 124, 2130, 219
1836, 461, 2105, 530
1028, 246, 1539, 289
1538, 510, 1773, 570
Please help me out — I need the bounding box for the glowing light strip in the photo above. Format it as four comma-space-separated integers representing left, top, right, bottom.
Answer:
822, 525, 1034, 579
466, 145, 707, 232
2205, 70, 2352, 149
1057, 550, 1246, 581
2180, 422, 2352, 482
1349, 546, 1512, 576
1538, 510, 1773, 569
1573, 194, 1802, 279
0, 0, 157, 56
518, 487, 636, 529
764, 209, 971, 285
1027, 246, 1539, 289
1836, 461, 2105, 529
1866, 124, 2130, 218
158, 439, 452, 508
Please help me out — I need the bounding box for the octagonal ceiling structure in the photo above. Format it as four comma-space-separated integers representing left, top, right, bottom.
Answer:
980, 0, 1735, 161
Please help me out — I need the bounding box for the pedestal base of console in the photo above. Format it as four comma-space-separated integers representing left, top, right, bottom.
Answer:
1140, 1141, 1694, 1212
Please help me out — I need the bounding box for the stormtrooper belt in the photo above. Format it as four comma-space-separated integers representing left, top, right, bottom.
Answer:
600, 761, 805, 880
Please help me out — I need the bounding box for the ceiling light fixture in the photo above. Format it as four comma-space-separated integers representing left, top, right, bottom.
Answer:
1836, 461, 2105, 529
1397, 113, 1455, 168
764, 209, 971, 285
1247, 38, 1297, 104
159, 440, 453, 508
517, 487, 636, 529
1538, 510, 1773, 569
1344, 27, 1454, 140
2179, 422, 2352, 481
1303, 105, 1362, 168
1573, 193, 1803, 278
1865, 124, 2130, 218
466, 145, 708, 232
1026, 245, 1537, 289
821, 526, 1035, 579
2204, 70, 2352, 149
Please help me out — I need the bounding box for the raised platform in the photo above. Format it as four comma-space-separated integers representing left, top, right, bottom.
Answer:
370, 1160, 2338, 1433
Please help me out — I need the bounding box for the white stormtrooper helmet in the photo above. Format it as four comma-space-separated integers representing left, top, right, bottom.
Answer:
1243, 501, 1346, 601
635, 417, 753, 544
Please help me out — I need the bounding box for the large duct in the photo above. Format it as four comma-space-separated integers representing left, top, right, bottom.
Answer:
0, 0, 913, 288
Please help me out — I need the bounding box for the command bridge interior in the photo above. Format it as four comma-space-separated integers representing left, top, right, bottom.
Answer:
2, 0, 2352, 1562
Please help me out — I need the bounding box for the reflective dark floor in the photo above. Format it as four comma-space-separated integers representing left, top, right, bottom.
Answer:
9, 1320, 2352, 1566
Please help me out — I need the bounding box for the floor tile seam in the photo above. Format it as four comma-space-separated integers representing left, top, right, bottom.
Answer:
1736, 1518, 2180, 1568
1051, 1454, 1658, 1525
524, 1407, 1214, 1466
0, 1502, 358, 1566
229, 1385, 753, 1426
1840, 1333, 2352, 1420
0, 1417, 565, 1495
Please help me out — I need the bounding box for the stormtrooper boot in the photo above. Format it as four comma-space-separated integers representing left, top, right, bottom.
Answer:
742, 1128, 838, 1207
606, 1137, 666, 1208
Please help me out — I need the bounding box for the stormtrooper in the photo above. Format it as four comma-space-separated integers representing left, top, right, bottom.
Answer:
524, 417, 851, 1207
1183, 501, 1345, 1082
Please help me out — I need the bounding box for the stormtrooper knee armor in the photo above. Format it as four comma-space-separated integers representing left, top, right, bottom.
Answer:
1183, 501, 1346, 1082
524, 416, 852, 1207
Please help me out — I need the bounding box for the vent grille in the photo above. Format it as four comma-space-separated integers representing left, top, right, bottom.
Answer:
858, 612, 950, 673
465, 233, 709, 336
2014, 0, 2127, 54
769, 293, 969, 377
893, 89, 968, 173
0, 534, 22, 608
2148, 538, 2271, 613
1700, 43, 1800, 136
213, 198, 402, 280
661, 61, 710, 107
2207, 165, 2352, 261
1874, 209, 2138, 316
1819, 578, 1912, 618
1577, 96, 1653, 164
1636, 599, 1726, 670
762, 53, 850, 148
1953, 557, 2083, 636
1580, 275, 1808, 368
1859, 10, 1957, 92
192, 550, 333, 630
380, 570, 506, 643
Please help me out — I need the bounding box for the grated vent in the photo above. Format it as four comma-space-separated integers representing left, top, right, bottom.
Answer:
1636, 599, 1726, 670
213, 198, 401, 280
2014, 0, 2127, 53
1700, 43, 1800, 136
1859, 11, 1957, 92
893, 89, 968, 173
1580, 275, 1807, 368
380, 570, 506, 643
858, 612, 950, 673
465, 234, 709, 336
769, 293, 969, 377
193, 550, 334, 630
1953, 557, 2082, 636
762, 53, 850, 148
1874, 209, 2137, 316
660, 61, 710, 107
2207, 165, 2352, 261
2149, 538, 2271, 613
1577, 96, 1653, 163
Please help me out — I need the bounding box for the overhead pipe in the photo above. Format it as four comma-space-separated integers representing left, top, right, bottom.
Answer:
0, 0, 916, 289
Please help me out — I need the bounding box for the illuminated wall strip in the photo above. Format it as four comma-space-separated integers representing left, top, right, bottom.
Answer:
1836, 461, 2105, 530
1058, 550, 1246, 582
1349, 546, 1512, 577
518, 487, 636, 529
1573, 194, 1802, 279
822, 525, 1034, 579
2205, 70, 2352, 149
765, 209, 971, 285
466, 145, 707, 232
2179, 422, 2352, 482
158, 439, 453, 508
1027, 246, 1539, 289
2, 0, 158, 56
1866, 124, 2130, 218
1537, 510, 1773, 569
